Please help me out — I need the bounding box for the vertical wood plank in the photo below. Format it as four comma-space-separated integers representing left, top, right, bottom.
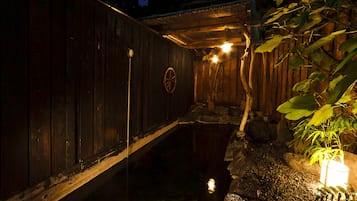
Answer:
51, 0, 68, 175
252, 52, 260, 111
261, 53, 268, 114
1, 1, 29, 198
94, 6, 106, 154
66, 0, 81, 169
269, 51, 276, 117
78, 0, 94, 161
130, 19, 143, 140
104, 13, 118, 149
229, 57, 238, 105
29, 0, 52, 185
277, 44, 284, 108
280, 42, 289, 105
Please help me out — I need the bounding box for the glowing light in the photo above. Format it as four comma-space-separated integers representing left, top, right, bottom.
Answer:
220, 42, 233, 53
320, 159, 349, 188
207, 178, 216, 194
211, 55, 219, 63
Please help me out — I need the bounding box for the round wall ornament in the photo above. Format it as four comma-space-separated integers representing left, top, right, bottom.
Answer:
163, 67, 176, 94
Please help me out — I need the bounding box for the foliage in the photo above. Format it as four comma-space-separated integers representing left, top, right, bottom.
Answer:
256, 0, 357, 164
315, 185, 357, 201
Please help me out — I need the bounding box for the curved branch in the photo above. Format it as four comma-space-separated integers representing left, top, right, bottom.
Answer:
238, 31, 253, 134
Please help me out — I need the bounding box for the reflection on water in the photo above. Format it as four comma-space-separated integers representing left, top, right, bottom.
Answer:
67, 124, 234, 201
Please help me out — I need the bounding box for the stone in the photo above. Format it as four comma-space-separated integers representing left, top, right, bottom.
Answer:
344, 151, 357, 190
283, 152, 320, 179
224, 131, 247, 161
224, 193, 246, 201
214, 105, 229, 115
245, 118, 276, 143
276, 118, 293, 145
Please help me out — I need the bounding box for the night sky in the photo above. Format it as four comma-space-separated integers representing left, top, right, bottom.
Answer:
102, 0, 261, 18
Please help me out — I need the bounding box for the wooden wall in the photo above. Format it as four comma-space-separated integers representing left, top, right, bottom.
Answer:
0, 0, 193, 199
194, 43, 311, 121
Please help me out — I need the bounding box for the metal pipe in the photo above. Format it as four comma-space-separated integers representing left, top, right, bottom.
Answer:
126, 48, 134, 201
126, 48, 134, 158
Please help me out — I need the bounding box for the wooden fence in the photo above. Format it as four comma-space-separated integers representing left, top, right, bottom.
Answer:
1, 0, 193, 199
194, 43, 311, 121
194, 27, 357, 121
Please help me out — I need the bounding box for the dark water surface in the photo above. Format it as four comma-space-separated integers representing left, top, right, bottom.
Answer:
64, 124, 235, 201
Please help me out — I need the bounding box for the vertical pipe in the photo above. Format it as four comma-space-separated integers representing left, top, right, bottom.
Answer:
126, 48, 134, 201
127, 48, 134, 158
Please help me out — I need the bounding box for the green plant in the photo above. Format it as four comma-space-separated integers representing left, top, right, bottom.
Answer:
256, 0, 357, 164
315, 185, 357, 201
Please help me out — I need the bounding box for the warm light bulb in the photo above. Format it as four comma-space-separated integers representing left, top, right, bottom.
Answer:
211, 55, 219, 63
207, 178, 216, 194
220, 42, 233, 53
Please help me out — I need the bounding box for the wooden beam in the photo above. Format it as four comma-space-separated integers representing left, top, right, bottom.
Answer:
163, 23, 243, 34
186, 37, 243, 49
7, 121, 179, 201
147, 16, 244, 33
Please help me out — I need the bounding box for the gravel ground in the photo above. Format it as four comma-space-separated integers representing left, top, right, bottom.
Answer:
224, 137, 322, 201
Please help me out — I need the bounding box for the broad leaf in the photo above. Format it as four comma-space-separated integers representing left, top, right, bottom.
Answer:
289, 55, 305, 70
255, 35, 291, 53
340, 38, 357, 53
328, 75, 344, 91
285, 109, 315, 120
277, 95, 318, 120
293, 79, 311, 93
327, 78, 357, 104
265, 8, 289, 25
274, 0, 283, 6
275, 52, 289, 67
265, 3, 298, 24
310, 6, 330, 15
334, 49, 357, 74
299, 14, 322, 33
303, 29, 346, 54
308, 104, 333, 126
310, 50, 327, 65
308, 71, 326, 82
327, 61, 357, 104
353, 100, 357, 114
337, 94, 352, 104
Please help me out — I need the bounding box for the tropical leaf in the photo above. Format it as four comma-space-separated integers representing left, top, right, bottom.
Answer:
274, 0, 283, 6
310, 6, 330, 15
310, 50, 327, 65
264, 3, 298, 24
337, 94, 352, 104
289, 55, 305, 70
340, 38, 357, 53
255, 35, 291, 53
265, 8, 289, 25
293, 79, 311, 93
308, 71, 326, 81
277, 95, 318, 120
285, 109, 315, 120
327, 62, 357, 104
308, 104, 333, 126
275, 52, 289, 67
329, 75, 345, 91
299, 14, 322, 33
303, 29, 346, 54
353, 101, 357, 114
334, 49, 357, 74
